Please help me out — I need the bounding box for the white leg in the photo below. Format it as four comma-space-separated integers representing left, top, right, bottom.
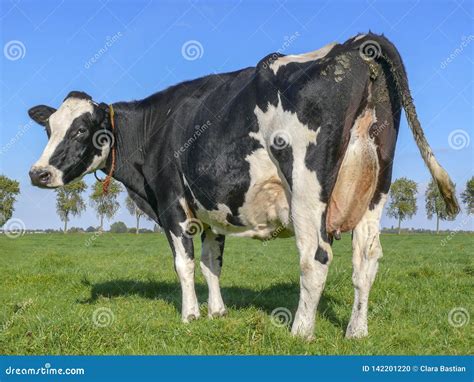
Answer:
200, 229, 227, 318
169, 232, 200, 322
346, 194, 387, 338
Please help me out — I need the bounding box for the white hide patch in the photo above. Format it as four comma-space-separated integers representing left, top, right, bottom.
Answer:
269, 42, 337, 75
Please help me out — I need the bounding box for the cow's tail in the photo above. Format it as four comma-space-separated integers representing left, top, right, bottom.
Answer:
366, 35, 460, 216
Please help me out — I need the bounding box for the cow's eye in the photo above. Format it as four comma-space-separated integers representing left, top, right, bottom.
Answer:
75, 127, 87, 138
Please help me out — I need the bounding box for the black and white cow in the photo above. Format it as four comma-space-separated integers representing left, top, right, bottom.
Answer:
28, 33, 459, 340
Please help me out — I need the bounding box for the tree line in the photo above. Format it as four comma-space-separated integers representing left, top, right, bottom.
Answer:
1, 174, 473, 233
387, 177, 473, 234
0, 176, 150, 233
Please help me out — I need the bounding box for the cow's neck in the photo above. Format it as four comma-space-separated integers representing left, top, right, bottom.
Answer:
102, 102, 149, 197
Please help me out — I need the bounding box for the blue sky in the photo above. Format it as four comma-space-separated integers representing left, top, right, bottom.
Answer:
1, 0, 473, 231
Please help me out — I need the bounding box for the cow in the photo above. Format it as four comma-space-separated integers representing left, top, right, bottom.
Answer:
28, 33, 459, 340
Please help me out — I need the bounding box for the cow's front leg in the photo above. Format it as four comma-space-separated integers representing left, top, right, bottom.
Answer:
200, 228, 227, 318
166, 230, 200, 322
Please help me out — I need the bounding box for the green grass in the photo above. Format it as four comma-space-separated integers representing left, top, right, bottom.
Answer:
0, 232, 472, 355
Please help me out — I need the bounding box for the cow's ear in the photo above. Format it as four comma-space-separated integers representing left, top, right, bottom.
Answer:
28, 105, 56, 126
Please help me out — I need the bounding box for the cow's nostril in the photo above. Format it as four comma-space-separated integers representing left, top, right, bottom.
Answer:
29, 168, 51, 187
38, 171, 51, 182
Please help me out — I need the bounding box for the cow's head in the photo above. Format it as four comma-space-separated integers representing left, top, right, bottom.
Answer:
28, 91, 112, 188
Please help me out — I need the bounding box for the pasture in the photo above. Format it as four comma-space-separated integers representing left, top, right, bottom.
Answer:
0, 232, 472, 355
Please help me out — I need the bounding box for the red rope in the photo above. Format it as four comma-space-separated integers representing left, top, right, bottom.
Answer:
102, 104, 116, 194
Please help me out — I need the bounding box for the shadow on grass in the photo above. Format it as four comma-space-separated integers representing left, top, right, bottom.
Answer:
79, 278, 345, 330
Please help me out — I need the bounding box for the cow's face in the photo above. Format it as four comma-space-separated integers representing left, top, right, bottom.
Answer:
28, 91, 111, 188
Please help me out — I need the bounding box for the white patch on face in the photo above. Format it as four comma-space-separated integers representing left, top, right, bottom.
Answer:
269, 42, 337, 75
31, 98, 94, 186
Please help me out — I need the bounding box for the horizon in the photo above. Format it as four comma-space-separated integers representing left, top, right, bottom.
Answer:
1, 0, 473, 232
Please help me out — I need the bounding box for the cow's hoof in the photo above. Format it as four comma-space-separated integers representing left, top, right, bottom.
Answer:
345, 325, 368, 339
182, 312, 201, 323
290, 321, 315, 341
208, 308, 228, 319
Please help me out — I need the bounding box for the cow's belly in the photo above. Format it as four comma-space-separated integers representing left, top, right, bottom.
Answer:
191, 148, 293, 240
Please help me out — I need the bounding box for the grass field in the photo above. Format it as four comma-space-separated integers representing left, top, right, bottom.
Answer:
0, 232, 472, 355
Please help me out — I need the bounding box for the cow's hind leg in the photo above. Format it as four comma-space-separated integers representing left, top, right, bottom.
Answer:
200, 228, 227, 318
346, 194, 387, 338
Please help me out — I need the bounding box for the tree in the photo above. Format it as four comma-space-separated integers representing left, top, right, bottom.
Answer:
125, 195, 150, 234
110, 221, 128, 233
89, 179, 122, 231
0, 175, 20, 227
387, 177, 418, 234
425, 179, 455, 234
55, 180, 87, 233
460, 177, 474, 215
